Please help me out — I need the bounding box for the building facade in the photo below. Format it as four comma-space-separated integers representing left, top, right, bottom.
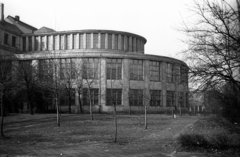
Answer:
0, 3, 189, 113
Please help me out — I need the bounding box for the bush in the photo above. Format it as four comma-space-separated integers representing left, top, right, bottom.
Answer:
178, 133, 209, 149
210, 133, 230, 149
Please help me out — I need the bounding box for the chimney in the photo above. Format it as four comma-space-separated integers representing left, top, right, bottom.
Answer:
15, 15, 19, 21
0, 3, 4, 22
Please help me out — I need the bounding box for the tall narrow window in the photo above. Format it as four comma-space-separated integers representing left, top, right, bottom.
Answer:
108, 34, 112, 49
100, 34, 105, 49
79, 34, 84, 49
82, 58, 99, 79
66, 34, 71, 49
121, 35, 124, 50
130, 59, 143, 80
125, 36, 129, 51
150, 61, 160, 81
114, 34, 118, 50
4, 33, 9, 45
166, 91, 175, 107
150, 90, 161, 106
12, 36, 16, 47
106, 89, 122, 106
178, 92, 184, 107
86, 33, 91, 49
107, 59, 122, 80
22, 37, 26, 51
93, 33, 98, 49
28, 37, 32, 51
83, 88, 99, 106
60, 58, 76, 80
166, 63, 174, 83
129, 89, 143, 106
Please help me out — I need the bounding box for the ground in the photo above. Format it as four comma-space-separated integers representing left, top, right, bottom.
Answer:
1, 114, 239, 157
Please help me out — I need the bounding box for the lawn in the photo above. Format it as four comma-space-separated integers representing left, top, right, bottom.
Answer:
1, 113, 198, 154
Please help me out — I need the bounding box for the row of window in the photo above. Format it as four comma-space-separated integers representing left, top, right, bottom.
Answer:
3, 33, 17, 48
19, 58, 188, 83
22, 33, 145, 52
74, 88, 188, 107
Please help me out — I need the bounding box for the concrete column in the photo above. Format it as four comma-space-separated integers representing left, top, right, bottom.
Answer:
91, 33, 93, 49
37, 36, 41, 51
105, 33, 108, 49
43, 36, 47, 51
56, 35, 60, 50
122, 59, 130, 106
98, 33, 101, 49
144, 60, 150, 106
69, 34, 73, 50
83, 33, 86, 49
162, 62, 167, 107
76, 34, 80, 49
100, 58, 107, 107
49, 35, 54, 50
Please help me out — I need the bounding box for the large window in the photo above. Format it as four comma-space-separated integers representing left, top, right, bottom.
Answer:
107, 59, 122, 80
108, 34, 112, 49
39, 60, 53, 81
121, 35, 124, 50
93, 33, 98, 49
106, 89, 122, 106
178, 92, 184, 107
79, 34, 84, 49
28, 37, 32, 51
150, 90, 161, 106
166, 63, 174, 83
60, 58, 76, 80
83, 88, 99, 106
4, 33, 9, 45
150, 61, 160, 81
180, 66, 188, 84
114, 34, 118, 50
129, 89, 143, 106
86, 33, 91, 49
82, 58, 99, 79
100, 34, 105, 49
22, 37, 26, 51
12, 36, 16, 47
130, 59, 143, 80
166, 91, 175, 107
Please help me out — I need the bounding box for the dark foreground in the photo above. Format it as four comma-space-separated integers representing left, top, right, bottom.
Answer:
0, 114, 239, 157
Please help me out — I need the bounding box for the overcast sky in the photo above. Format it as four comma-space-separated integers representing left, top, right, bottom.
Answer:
2, 0, 201, 60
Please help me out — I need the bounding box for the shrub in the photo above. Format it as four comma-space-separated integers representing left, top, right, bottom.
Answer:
210, 133, 230, 149
177, 133, 209, 149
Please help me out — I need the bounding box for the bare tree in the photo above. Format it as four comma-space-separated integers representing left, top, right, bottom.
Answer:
0, 55, 15, 137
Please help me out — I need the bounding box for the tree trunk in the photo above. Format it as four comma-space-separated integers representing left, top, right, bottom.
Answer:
68, 90, 71, 114
1, 90, 4, 137
114, 103, 117, 142
144, 105, 147, 130
56, 95, 60, 127
88, 89, 93, 120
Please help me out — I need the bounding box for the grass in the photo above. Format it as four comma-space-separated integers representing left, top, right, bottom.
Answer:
1, 113, 197, 153
177, 116, 240, 155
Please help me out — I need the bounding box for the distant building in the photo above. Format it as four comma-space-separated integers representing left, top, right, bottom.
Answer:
0, 3, 189, 113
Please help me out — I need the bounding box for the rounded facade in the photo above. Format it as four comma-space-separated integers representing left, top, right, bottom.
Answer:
18, 29, 189, 113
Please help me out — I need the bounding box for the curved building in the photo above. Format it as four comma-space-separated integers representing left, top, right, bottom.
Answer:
0, 3, 189, 113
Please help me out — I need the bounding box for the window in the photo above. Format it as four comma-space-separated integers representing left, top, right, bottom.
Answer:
54, 36, 58, 50
28, 37, 32, 51
129, 89, 143, 106
130, 59, 143, 80
82, 58, 99, 79
114, 34, 118, 50
106, 89, 122, 106
121, 35, 124, 50
0, 61, 12, 81
178, 92, 184, 107
166, 63, 174, 83
22, 37, 26, 51
129, 37, 132, 51
150, 61, 160, 81
166, 91, 175, 107
60, 89, 75, 106
66, 34, 71, 49
132, 38, 136, 52
100, 34, 105, 49
93, 33, 98, 49
150, 90, 161, 106
125, 36, 129, 51
107, 59, 122, 80
4, 33, 9, 45
108, 34, 112, 49
12, 36, 16, 47
180, 66, 188, 84
60, 58, 76, 80
83, 88, 99, 106
79, 34, 84, 49
86, 33, 91, 49
39, 60, 53, 81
